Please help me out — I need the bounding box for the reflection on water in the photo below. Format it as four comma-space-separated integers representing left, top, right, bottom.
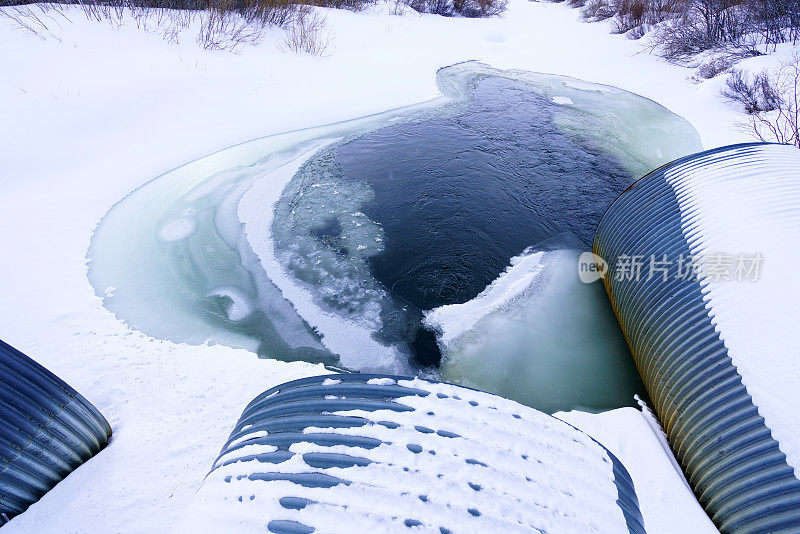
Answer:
88, 62, 702, 412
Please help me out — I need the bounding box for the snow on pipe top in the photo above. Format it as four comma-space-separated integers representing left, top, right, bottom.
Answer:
177, 374, 646, 534
593, 142, 800, 533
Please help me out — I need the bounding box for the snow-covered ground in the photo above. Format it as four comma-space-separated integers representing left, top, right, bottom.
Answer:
0, 0, 749, 531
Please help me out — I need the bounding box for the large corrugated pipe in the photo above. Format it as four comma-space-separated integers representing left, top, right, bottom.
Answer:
594, 143, 800, 533
0, 339, 111, 524
180, 374, 645, 534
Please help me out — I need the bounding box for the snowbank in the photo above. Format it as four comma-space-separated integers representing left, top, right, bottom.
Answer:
425, 248, 546, 345
428, 249, 644, 414
557, 405, 718, 534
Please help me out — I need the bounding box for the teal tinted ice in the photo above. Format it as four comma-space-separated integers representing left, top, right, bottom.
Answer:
88, 62, 701, 411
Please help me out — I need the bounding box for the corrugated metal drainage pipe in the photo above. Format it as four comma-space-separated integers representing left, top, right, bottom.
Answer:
0, 339, 111, 524
594, 143, 800, 533
181, 374, 645, 534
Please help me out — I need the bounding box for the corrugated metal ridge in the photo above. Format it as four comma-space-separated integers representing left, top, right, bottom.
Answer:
0, 339, 111, 524
211, 374, 646, 534
593, 143, 800, 533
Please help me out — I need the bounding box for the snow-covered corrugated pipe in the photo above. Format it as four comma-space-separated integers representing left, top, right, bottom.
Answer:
594, 143, 800, 533
0, 339, 111, 524
179, 374, 645, 534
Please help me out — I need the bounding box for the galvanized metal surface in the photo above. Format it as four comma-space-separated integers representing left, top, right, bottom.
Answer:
0, 339, 111, 524
594, 143, 800, 533
202, 374, 645, 534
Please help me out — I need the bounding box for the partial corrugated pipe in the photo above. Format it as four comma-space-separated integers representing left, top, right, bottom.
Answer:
594, 143, 800, 533
0, 339, 111, 524
195, 374, 646, 534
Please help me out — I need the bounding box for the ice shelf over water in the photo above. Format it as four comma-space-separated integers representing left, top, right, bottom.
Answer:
425, 249, 644, 413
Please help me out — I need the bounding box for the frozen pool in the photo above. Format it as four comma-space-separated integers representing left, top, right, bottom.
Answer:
88, 62, 702, 412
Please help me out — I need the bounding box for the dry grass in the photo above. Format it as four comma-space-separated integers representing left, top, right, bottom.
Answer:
282, 7, 328, 54
1, 0, 505, 54
0, 0, 306, 51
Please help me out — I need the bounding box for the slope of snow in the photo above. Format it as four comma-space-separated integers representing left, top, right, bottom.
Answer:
557, 405, 719, 534
427, 249, 642, 414
0, 1, 744, 531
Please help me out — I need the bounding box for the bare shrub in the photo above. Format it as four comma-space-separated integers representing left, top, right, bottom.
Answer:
692, 0, 745, 43
194, 0, 303, 51
626, 22, 647, 38
248, 0, 298, 26
654, 14, 715, 61
612, 0, 684, 34
652, 0, 790, 61
317, 0, 373, 10
552, 0, 800, 53
723, 69, 781, 113
563, 0, 692, 38
725, 57, 800, 147
405, 0, 506, 14
0, 3, 67, 40
405, 0, 452, 15
581, 0, 615, 22
390, 0, 407, 14
473, 0, 506, 16
79, 0, 130, 25
197, 9, 264, 51
696, 55, 732, 78
760, 0, 800, 49
282, 8, 328, 55
611, 0, 647, 31
453, 0, 506, 17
